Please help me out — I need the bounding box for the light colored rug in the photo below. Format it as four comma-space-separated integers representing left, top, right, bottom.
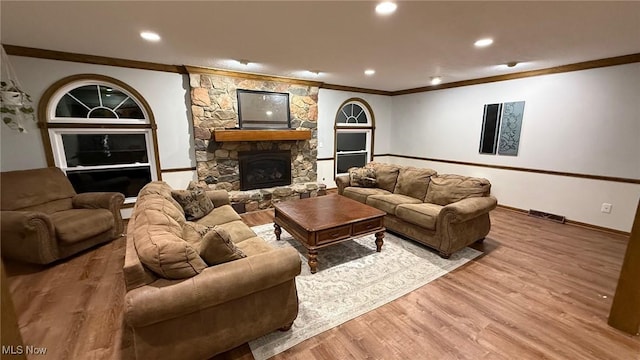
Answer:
248, 223, 481, 360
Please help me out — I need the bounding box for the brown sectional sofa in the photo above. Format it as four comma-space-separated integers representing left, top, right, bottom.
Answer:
124, 181, 301, 360
336, 162, 497, 258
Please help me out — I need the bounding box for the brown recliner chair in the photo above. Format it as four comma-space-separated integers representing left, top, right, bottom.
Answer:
1, 167, 125, 264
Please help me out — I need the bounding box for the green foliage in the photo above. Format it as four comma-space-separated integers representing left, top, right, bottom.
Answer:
0, 79, 35, 132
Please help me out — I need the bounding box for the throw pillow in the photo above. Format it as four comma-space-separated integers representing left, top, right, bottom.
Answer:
425, 175, 491, 206
171, 188, 214, 221
348, 167, 377, 188
199, 225, 247, 265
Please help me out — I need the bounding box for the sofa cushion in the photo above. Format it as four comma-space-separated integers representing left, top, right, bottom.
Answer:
366, 194, 422, 215
365, 162, 400, 193
133, 195, 207, 279
348, 167, 377, 187
137, 182, 185, 222
196, 204, 243, 227
216, 220, 259, 244
343, 187, 392, 203
50, 209, 115, 243
198, 226, 246, 265
395, 203, 443, 230
1, 167, 76, 211
425, 175, 491, 206
171, 188, 214, 221
235, 236, 274, 257
393, 167, 437, 200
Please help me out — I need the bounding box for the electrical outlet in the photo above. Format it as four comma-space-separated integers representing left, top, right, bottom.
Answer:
601, 203, 612, 214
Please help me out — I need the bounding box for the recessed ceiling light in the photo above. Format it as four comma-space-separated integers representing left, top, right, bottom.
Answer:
364, 69, 376, 76
474, 38, 493, 47
430, 77, 442, 85
506, 61, 518, 68
140, 31, 161, 42
375, 1, 397, 15
237, 59, 250, 66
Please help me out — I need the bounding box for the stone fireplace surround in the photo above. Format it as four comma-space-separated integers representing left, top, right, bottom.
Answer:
188, 70, 323, 211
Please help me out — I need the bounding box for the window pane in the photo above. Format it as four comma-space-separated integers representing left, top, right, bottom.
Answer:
69, 85, 100, 109
100, 85, 128, 109
56, 94, 89, 118
62, 133, 148, 167
89, 108, 118, 118
336, 110, 347, 123
337, 132, 366, 152
66, 166, 151, 197
336, 153, 367, 174
115, 98, 145, 119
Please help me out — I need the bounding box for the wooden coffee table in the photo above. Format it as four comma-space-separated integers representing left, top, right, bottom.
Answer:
273, 194, 386, 273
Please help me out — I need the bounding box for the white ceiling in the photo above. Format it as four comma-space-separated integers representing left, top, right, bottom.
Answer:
2, 1, 639, 91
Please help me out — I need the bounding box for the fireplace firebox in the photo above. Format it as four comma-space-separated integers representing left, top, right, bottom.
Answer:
238, 150, 292, 191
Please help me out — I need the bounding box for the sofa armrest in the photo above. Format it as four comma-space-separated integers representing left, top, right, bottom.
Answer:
124, 246, 301, 327
206, 190, 231, 207
0, 211, 58, 264
335, 175, 351, 195
439, 196, 498, 224
73, 192, 125, 235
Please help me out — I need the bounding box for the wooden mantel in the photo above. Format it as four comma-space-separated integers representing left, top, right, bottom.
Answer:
212, 129, 312, 142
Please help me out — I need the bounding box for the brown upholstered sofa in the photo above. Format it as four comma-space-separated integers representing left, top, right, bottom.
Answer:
124, 181, 301, 360
0, 167, 124, 264
336, 162, 497, 258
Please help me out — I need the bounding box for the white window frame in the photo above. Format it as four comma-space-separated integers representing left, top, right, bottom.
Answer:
49, 128, 157, 204
42, 76, 160, 204
47, 80, 149, 125
334, 99, 375, 177
335, 129, 372, 176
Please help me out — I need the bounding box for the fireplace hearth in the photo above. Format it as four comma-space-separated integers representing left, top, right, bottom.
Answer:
238, 150, 292, 191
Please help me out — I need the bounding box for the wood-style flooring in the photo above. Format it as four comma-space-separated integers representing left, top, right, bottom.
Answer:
4, 207, 639, 359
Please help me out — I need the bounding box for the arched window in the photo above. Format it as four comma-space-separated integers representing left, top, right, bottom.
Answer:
39, 74, 160, 204
334, 98, 375, 176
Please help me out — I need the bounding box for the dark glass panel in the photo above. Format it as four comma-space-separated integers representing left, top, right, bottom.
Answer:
336, 109, 347, 123
66, 166, 151, 198
56, 94, 90, 118
89, 108, 118, 118
336, 153, 367, 174
479, 103, 502, 154
355, 106, 368, 123
115, 98, 145, 119
337, 132, 366, 152
100, 85, 128, 109
69, 85, 100, 108
62, 133, 148, 167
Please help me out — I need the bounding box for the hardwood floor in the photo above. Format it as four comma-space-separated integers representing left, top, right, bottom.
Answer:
4, 207, 639, 359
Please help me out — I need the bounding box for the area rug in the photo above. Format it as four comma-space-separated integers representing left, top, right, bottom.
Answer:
248, 223, 481, 360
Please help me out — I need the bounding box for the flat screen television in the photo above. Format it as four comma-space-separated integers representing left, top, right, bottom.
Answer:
236, 89, 291, 129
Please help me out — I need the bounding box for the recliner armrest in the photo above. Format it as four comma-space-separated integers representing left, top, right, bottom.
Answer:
439, 196, 498, 224
335, 175, 351, 195
72, 192, 125, 210
0, 210, 58, 264
73, 192, 125, 235
124, 246, 301, 327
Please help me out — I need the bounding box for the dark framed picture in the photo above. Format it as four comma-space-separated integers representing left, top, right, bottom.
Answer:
236, 89, 291, 129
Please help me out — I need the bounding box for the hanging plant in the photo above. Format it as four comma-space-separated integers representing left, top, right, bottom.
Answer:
1, 47, 35, 133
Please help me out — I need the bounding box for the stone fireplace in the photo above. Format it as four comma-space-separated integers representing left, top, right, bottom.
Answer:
187, 69, 322, 210
238, 150, 291, 191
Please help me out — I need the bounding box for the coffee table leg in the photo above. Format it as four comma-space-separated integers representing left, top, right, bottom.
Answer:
308, 249, 318, 274
274, 223, 282, 240
375, 231, 384, 252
